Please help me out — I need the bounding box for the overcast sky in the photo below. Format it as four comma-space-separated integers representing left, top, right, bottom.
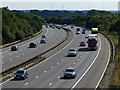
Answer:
1, 0, 120, 10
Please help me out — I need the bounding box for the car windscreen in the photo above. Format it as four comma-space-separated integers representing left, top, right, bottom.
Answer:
81, 42, 85, 43
16, 71, 24, 73
69, 49, 75, 51
12, 46, 16, 48
66, 69, 74, 72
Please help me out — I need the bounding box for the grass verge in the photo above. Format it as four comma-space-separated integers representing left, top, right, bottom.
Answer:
1, 28, 44, 48
102, 31, 120, 87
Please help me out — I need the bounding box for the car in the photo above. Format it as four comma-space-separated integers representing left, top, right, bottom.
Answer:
68, 48, 77, 56
40, 39, 46, 44
45, 25, 48, 28
77, 28, 80, 31
49, 25, 52, 27
80, 41, 86, 46
64, 24, 67, 27
42, 35, 46, 38
71, 26, 73, 28
29, 42, 36, 48
14, 70, 28, 80
58, 27, 61, 29
76, 31, 80, 34
64, 68, 77, 78
52, 27, 55, 29
11, 46, 18, 51
82, 31, 85, 34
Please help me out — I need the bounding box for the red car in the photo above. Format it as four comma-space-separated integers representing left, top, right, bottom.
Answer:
80, 42, 86, 46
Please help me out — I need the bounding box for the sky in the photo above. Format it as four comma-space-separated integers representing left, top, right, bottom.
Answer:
1, 0, 120, 10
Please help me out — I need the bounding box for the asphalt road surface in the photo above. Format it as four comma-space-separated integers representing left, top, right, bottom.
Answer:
2, 26, 67, 71
2, 26, 110, 89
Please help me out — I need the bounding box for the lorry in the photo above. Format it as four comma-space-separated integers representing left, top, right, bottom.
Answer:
87, 34, 98, 50
91, 28, 98, 34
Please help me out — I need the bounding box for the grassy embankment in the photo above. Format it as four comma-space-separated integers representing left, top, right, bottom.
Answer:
104, 31, 120, 86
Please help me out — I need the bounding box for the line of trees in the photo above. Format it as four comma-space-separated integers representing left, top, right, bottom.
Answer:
45, 11, 120, 43
2, 7, 43, 45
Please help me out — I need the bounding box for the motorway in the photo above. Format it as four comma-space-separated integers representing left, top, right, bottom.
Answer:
2, 26, 67, 71
2, 26, 110, 88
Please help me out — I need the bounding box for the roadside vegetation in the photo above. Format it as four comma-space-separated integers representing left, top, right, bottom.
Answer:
2, 7, 43, 45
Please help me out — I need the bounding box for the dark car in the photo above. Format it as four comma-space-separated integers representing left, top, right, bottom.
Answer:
40, 39, 46, 44
49, 25, 52, 27
82, 31, 85, 34
14, 70, 28, 80
71, 26, 74, 28
52, 27, 55, 29
80, 42, 86, 46
11, 46, 18, 51
29, 42, 36, 48
42, 35, 46, 38
64, 68, 77, 78
77, 28, 80, 31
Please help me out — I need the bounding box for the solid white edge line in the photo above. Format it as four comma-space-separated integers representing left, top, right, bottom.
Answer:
71, 36, 102, 89
95, 35, 111, 89
0, 29, 75, 85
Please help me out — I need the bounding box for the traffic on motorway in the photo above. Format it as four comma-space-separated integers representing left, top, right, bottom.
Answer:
2, 24, 109, 89
2, 24, 67, 71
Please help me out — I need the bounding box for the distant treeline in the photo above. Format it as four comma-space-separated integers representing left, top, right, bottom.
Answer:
12, 9, 114, 18
2, 7, 43, 45
45, 11, 120, 42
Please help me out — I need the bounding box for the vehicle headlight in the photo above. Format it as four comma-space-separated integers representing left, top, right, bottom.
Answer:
22, 75, 25, 77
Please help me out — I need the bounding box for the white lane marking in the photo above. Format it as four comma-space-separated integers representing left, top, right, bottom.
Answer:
82, 53, 84, 55
74, 63, 76, 65
77, 59, 79, 61
25, 82, 28, 86
95, 35, 111, 89
51, 66, 53, 68
80, 56, 82, 57
35, 76, 38, 79
16, 56, 19, 58
0, 28, 75, 85
49, 82, 52, 86
57, 62, 59, 64
61, 59, 63, 61
0, 28, 48, 85
72, 36, 102, 89
27, 31, 75, 71
23, 54, 25, 55
58, 76, 60, 79
44, 71, 47, 73
9, 58, 12, 61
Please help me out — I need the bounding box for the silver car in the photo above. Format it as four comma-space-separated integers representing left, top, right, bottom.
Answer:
64, 68, 77, 78
68, 49, 77, 56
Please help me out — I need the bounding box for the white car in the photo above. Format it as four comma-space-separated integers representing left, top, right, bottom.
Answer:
64, 68, 77, 78
68, 49, 77, 57
76, 31, 80, 34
